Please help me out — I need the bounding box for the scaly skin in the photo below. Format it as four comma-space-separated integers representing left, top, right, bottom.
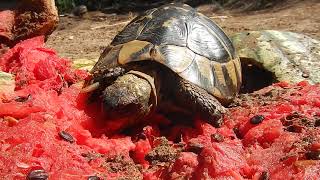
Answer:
102, 73, 153, 125
171, 76, 226, 127
97, 64, 226, 127
159, 67, 226, 127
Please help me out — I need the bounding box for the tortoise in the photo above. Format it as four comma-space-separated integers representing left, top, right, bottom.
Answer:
82, 3, 242, 127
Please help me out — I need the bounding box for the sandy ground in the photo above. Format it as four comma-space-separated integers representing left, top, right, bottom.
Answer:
46, 0, 320, 61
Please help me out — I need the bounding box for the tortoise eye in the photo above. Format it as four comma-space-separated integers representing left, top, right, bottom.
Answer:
150, 48, 157, 57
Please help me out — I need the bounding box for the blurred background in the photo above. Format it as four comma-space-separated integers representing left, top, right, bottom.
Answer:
55, 0, 286, 13
48, 0, 318, 61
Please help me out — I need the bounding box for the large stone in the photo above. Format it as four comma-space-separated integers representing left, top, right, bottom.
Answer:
232, 30, 320, 84
0, 0, 59, 46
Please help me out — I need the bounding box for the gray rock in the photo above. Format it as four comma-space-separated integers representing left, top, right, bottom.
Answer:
232, 30, 320, 84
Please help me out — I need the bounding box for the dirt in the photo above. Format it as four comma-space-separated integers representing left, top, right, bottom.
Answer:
46, 0, 320, 61
145, 137, 179, 164
103, 156, 143, 179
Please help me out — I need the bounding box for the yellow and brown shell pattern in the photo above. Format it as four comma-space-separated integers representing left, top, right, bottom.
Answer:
90, 3, 242, 104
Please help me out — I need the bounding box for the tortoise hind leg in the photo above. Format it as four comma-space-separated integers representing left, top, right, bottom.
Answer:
170, 77, 226, 127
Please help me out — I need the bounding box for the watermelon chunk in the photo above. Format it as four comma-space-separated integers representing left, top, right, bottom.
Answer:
0, 36, 320, 179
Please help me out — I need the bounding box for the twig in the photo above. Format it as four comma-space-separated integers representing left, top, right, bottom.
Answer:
90, 21, 131, 30
209, 16, 229, 19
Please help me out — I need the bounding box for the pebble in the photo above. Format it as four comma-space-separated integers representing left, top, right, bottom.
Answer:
211, 133, 224, 142
302, 72, 309, 78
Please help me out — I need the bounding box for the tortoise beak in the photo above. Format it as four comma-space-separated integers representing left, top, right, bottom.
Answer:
81, 81, 100, 93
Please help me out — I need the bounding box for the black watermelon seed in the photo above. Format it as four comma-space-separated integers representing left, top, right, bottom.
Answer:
211, 133, 224, 142
250, 115, 265, 124
138, 132, 147, 140
305, 151, 320, 160
15, 94, 31, 102
285, 112, 300, 120
259, 171, 270, 180
27, 169, 48, 180
314, 118, 320, 127
285, 125, 296, 132
88, 175, 100, 180
188, 142, 204, 154
285, 125, 303, 133
59, 131, 75, 143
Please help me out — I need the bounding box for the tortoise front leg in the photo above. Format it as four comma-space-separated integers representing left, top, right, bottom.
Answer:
171, 77, 226, 127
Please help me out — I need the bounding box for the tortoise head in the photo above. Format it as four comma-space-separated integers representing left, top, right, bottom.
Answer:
82, 40, 160, 125
101, 71, 158, 124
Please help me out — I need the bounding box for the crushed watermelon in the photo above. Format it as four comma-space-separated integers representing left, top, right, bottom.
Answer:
0, 36, 320, 179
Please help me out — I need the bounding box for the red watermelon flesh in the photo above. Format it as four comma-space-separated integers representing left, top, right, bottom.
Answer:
0, 36, 320, 179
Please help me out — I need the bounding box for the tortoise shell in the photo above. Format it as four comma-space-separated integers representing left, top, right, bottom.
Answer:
91, 3, 242, 103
